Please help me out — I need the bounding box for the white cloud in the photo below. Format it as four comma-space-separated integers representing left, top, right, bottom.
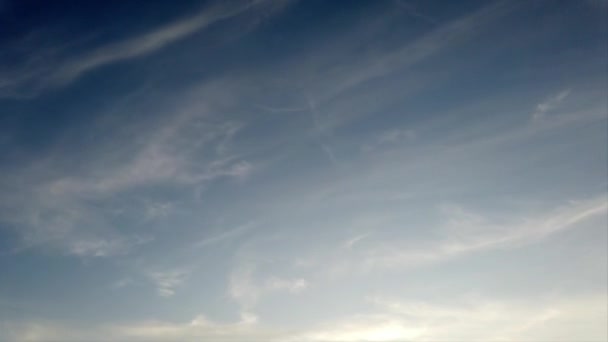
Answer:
532, 89, 571, 121
344, 233, 372, 249
265, 276, 309, 294
223, 160, 253, 179
144, 202, 174, 221
67, 237, 129, 258
228, 260, 310, 317
147, 269, 190, 297
228, 262, 260, 311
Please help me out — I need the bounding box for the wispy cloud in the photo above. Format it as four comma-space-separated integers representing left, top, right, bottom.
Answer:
393, 0, 439, 25
344, 233, 372, 249
228, 262, 262, 319
307, 97, 339, 165
296, 0, 523, 128
3, 193, 153, 257
0, 82, 252, 256
361, 128, 417, 152
228, 260, 310, 318
281, 195, 607, 280
532, 89, 571, 121
265, 276, 309, 294
67, 237, 135, 258
52, 2, 255, 85
363, 196, 607, 270
143, 202, 174, 221
194, 222, 256, 248
147, 269, 190, 297
0, 0, 291, 98
45, 119, 252, 196
111, 277, 134, 290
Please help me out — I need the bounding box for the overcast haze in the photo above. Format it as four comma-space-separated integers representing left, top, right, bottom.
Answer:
0, 0, 607, 341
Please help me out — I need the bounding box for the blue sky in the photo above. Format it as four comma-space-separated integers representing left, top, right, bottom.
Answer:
0, 0, 607, 341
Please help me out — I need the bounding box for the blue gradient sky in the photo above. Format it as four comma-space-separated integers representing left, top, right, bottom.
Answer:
0, 0, 607, 341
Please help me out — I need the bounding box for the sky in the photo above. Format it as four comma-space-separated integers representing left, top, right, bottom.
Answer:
0, 0, 607, 341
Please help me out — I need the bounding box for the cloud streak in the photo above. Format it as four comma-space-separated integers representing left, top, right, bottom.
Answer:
147, 269, 190, 297
363, 196, 608, 270
532, 89, 571, 121
0, 0, 291, 97
0, 82, 252, 256
194, 222, 256, 248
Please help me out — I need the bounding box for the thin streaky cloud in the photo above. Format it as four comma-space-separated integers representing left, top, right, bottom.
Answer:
532, 89, 571, 121
194, 222, 256, 248
364, 196, 607, 270
54, 0, 262, 82
0, 0, 289, 97
147, 269, 190, 298
307, 0, 523, 124
253, 103, 309, 113
307, 96, 339, 165
393, 0, 439, 25
344, 233, 372, 249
